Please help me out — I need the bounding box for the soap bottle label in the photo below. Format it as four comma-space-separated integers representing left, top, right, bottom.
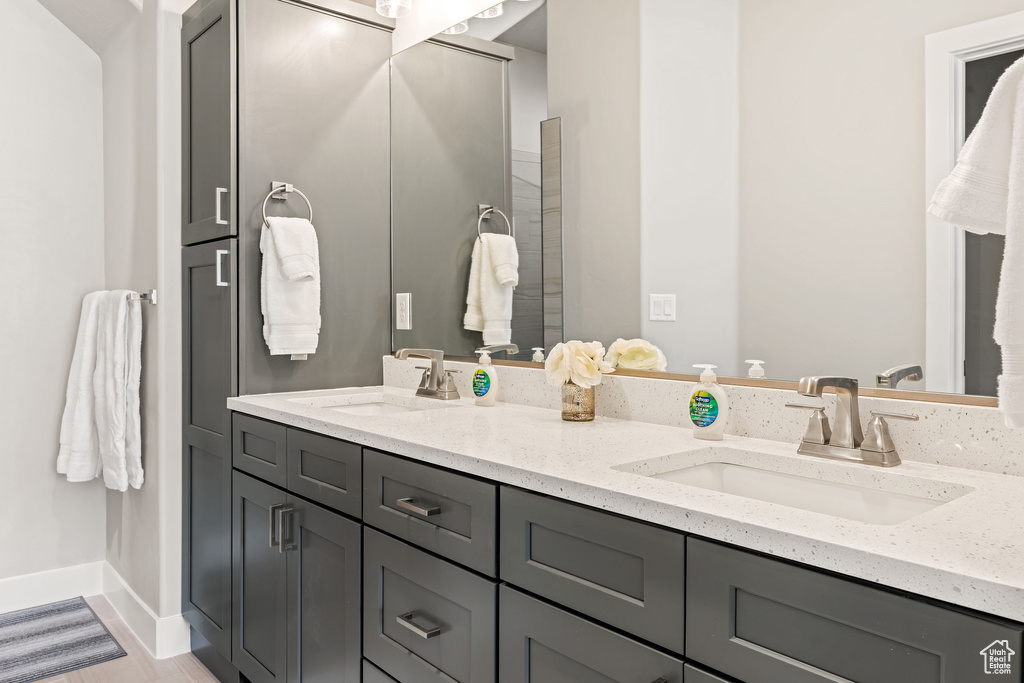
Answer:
473, 369, 491, 397
690, 390, 719, 427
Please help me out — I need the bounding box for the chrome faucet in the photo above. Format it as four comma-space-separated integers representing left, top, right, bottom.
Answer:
876, 364, 923, 389
476, 343, 519, 357
789, 375, 917, 467
395, 349, 460, 400
798, 376, 863, 447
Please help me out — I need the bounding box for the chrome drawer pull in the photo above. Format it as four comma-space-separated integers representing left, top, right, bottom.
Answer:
268, 503, 285, 548
396, 497, 440, 517
396, 612, 441, 639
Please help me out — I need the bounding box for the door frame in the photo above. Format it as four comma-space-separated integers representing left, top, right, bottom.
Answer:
925, 10, 1024, 393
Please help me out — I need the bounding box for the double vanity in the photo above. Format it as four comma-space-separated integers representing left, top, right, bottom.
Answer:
216, 358, 1024, 683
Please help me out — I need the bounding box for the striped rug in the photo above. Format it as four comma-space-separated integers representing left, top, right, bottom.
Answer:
0, 597, 126, 683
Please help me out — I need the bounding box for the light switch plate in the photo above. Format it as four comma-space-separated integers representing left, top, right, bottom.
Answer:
649, 294, 676, 321
396, 293, 411, 330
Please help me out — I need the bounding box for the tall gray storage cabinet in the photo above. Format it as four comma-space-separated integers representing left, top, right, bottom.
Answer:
181, 0, 394, 678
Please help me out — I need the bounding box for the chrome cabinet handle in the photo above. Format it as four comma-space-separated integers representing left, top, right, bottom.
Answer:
396, 497, 440, 517
396, 612, 441, 639
278, 505, 296, 553
268, 503, 285, 549
215, 249, 230, 287
215, 187, 228, 225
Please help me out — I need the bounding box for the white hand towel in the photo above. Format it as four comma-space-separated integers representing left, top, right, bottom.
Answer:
94, 291, 143, 491
262, 217, 321, 358
928, 55, 1024, 427
57, 292, 104, 482
463, 233, 518, 345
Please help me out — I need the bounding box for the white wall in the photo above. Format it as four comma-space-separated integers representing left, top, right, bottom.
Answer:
509, 46, 547, 155
0, 0, 107, 580
102, 0, 184, 621
548, 0, 642, 344
736, 0, 1024, 386
640, 0, 739, 375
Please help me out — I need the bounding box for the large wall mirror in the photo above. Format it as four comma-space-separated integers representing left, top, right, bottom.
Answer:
388, 0, 1024, 401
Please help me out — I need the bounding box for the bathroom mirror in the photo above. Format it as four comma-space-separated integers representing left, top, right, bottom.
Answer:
390, 0, 1024, 400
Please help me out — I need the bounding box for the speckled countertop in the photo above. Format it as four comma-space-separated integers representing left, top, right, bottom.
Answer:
228, 386, 1024, 623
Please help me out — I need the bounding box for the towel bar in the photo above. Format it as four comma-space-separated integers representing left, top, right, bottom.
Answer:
477, 204, 514, 238
262, 181, 313, 227
127, 290, 157, 304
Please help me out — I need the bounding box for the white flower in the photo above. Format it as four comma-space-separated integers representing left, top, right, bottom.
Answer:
605, 338, 668, 372
545, 340, 615, 388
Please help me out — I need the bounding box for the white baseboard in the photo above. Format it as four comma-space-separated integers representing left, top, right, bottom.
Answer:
0, 562, 189, 660
102, 563, 190, 659
0, 562, 104, 614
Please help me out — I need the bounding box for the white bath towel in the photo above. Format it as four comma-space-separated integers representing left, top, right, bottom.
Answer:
262, 217, 321, 358
464, 233, 519, 345
57, 292, 104, 482
57, 291, 143, 490
928, 55, 1024, 427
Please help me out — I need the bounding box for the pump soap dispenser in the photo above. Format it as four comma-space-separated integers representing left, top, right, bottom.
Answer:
690, 364, 730, 440
473, 350, 500, 406
746, 360, 765, 379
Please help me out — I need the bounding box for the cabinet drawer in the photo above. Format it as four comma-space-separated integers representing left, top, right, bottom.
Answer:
683, 664, 730, 683
500, 487, 685, 653
285, 428, 361, 518
363, 528, 497, 683
232, 414, 287, 486
363, 449, 497, 575
686, 538, 1023, 683
498, 586, 684, 683
363, 659, 398, 683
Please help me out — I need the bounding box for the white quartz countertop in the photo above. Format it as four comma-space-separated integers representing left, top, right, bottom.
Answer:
228, 386, 1024, 623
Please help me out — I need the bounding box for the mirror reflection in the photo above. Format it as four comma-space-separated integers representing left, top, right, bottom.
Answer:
390, 0, 1024, 397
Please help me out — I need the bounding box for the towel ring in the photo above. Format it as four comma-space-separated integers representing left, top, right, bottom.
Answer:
477, 206, 513, 238
262, 183, 313, 227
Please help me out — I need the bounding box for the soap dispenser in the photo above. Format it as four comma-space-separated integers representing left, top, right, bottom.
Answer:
690, 364, 730, 440
473, 350, 499, 406
746, 359, 765, 379
532, 347, 546, 363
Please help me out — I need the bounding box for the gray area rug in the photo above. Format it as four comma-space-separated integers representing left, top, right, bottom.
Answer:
0, 597, 126, 683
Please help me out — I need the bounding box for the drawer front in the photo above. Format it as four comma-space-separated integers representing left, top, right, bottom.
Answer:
232, 414, 287, 487
363, 528, 497, 683
363, 659, 398, 683
683, 664, 730, 683
285, 427, 361, 518
687, 538, 1023, 683
498, 586, 684, 683
500, 487, 686, 653
363, 449, 497, 575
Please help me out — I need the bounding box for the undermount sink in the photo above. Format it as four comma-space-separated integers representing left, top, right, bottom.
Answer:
616, 448, 973, 525
287, 390, 457, 416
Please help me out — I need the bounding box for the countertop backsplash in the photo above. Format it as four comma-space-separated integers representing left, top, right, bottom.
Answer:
383, 356, 1024, 477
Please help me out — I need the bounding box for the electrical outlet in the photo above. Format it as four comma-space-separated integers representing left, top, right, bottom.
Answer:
649, 294, 676, 321
396, 293, 411, 330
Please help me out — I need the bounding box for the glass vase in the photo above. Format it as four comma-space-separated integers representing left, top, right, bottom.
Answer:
561, 382, 596, 422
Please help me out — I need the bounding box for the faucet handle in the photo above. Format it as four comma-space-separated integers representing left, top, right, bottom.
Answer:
415, 366, 431, 390
861, 411, 917, 463
785, 403, 832, 445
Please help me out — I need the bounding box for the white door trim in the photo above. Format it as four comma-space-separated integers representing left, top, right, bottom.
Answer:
925, 11, 1024, 393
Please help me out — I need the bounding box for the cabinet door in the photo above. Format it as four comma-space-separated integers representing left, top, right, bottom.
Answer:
181, 0, 234, 245
287, 497, 361, 683
498, 586, 684, 683
182, 239, 237, 658
233, 472, 289, 683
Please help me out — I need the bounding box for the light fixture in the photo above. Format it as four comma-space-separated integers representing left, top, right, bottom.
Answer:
442, 21, 469, 35
475, 3, 503, 19
376, 0, 410, 18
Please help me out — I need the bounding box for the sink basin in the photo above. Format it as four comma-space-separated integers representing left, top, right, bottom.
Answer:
616, 447, 973, 525
287, 390, 458, 416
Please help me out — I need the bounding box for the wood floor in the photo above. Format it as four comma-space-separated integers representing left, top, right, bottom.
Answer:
36, 595, 219, 683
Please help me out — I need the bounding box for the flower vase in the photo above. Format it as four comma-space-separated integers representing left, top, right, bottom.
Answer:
561, 382, 596, 422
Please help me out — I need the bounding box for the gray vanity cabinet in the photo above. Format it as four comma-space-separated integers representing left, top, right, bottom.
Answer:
181, 0, 234, 246
232, 471, 361, 683
686, 538, 1023, 683
498, 586, 685, 683
181, 239, 237, 663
